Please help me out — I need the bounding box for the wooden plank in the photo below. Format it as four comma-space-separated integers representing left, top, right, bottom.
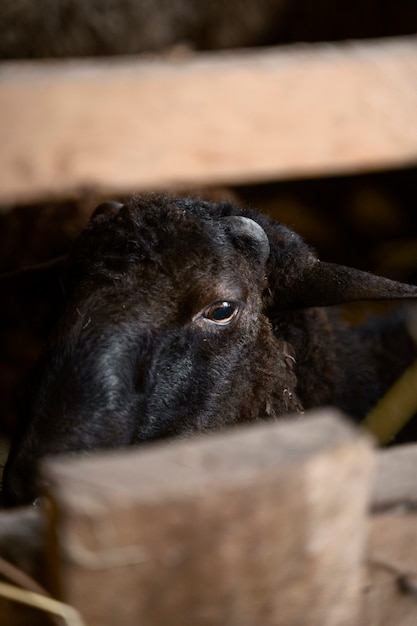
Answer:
371, 443, 417, 511
361, 444, 417, 626
0, 37, 417, 205
41, 410, 373, 626
362, 513, 417, 626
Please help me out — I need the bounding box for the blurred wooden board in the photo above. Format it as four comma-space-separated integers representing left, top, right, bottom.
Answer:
0, 36, 417, 205
2, 420, 417, 626
41, 410, 373, 626
361, 444, 417, 626
372, 443, 417, 511
362, 512, 417, 626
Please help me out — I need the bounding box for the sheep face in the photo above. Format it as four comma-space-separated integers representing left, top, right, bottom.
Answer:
4, 194, 417, 506
3, 196, 302, 504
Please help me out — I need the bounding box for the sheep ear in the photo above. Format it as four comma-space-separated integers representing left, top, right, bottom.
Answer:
91, 201, 124, 222
285, 260, 417, 308
0, 256, 68, 297
220, 216, 270, 266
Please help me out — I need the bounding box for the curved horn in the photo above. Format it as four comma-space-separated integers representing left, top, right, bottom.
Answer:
283, 260, 417, 309
220, 216, 270, 265
91, 201, 124, 222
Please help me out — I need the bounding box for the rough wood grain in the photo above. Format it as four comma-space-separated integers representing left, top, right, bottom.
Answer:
361, 443, 417, 626
1, 37, 417, 205
362, 513, 417, 626
371, 443, 417, 511
41, 410, 373, 626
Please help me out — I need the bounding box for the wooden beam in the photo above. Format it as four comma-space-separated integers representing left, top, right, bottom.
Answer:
371, 443, 417, 511
4, 426, 417, 626
41, 410, 373, 626
361, 444, 417, 626
363, 512, 417, 626
0, 36, 417, 205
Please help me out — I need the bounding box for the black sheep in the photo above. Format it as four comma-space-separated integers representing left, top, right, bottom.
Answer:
2, 194, 417, 505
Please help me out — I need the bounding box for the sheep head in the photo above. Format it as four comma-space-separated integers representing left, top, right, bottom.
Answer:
3, 194, 417, 505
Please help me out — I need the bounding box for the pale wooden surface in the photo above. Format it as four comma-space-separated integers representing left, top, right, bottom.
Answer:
362, 513, 417, 626
42, 411, 373, 626
371, 443, 417, 510
1, 36, 417, 205
361, 444, 417, 626
3, 423, 417, 626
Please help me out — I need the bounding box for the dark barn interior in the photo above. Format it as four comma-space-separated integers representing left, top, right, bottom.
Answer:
1, 1, 417, 624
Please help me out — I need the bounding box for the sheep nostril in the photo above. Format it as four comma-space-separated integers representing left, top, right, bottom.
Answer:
32, 496, 42, 507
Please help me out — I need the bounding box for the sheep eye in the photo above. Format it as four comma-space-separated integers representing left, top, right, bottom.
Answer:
204, 301, 239, 325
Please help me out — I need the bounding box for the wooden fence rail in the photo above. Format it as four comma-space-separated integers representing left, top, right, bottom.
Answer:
1, 36, 417, 205
41, 411, 375, 626
1, 410, 417, 625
